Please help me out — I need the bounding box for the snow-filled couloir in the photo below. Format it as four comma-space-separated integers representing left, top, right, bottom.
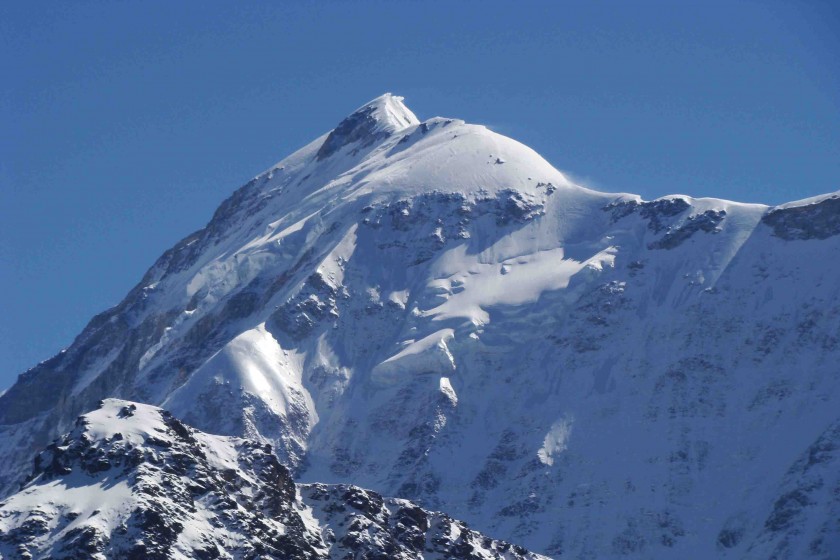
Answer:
1, 93, 839, 559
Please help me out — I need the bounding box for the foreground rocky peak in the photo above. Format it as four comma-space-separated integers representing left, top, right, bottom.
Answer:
0, 399, 546, 560
1, 94, 839, 558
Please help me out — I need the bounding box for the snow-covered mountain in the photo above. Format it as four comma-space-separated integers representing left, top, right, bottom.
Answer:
0, 399, 546, 559
1, 93, 839, 558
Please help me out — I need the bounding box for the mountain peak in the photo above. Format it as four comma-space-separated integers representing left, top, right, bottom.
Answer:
316, 92, 419, 159
356, 92, 419, 131
2, 93, 840, 559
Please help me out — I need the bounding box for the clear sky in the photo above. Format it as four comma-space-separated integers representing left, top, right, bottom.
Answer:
1, 0, 838, 391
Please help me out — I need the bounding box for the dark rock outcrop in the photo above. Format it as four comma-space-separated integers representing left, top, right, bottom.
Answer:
762, 195, 840, 240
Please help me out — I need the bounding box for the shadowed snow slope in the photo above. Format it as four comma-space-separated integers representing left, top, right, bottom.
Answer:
1, 94, 839, 559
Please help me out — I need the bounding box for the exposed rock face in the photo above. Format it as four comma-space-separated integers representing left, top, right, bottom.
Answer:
647, 209, 726, 249
0, 400, 546, 560
607, 197, 727, 249
607, 196, 691, 232
762, 194, 840, 240
1, 94, 839, 558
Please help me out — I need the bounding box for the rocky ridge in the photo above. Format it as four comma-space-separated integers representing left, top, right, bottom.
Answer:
0, 399, 546, 560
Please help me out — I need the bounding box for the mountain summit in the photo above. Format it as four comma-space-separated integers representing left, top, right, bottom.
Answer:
1, 94, 839, 558
316, 93, 419, 159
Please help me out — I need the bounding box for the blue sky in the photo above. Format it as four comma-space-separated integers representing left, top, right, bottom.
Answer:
1, 0, 838, 391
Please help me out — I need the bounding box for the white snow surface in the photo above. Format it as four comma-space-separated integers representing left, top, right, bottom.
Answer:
1, 93, 839, 559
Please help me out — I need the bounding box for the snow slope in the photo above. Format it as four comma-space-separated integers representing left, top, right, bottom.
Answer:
1, 93, 839, 558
